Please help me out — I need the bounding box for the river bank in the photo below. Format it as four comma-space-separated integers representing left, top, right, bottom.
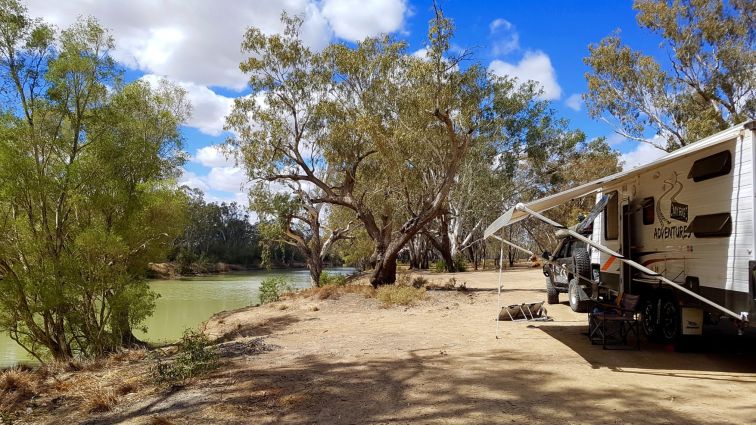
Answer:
3, 268, 756, 424
0, 268, 356, 369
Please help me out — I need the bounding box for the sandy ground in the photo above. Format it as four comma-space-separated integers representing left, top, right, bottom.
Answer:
25, 268, 756, 424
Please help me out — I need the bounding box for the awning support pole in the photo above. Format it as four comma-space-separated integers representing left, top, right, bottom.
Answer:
514, 203, 747, 322
496, 235, 504, 339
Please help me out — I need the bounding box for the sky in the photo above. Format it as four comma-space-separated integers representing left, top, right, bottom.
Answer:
24, 0, 670, 207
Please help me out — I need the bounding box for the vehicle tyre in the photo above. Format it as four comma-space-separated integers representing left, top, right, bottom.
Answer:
640, 298, 658, 338
573, 248, 591, 282
568, 279, 588, 312
546, 276, 559, 304
640, 295, 680, 343
658, 298, 680, 343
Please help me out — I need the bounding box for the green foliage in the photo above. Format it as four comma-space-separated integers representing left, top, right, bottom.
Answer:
228, 10, 554, 286
258, 277, 293, 304
319, 271, 347, 286
0, 2, 188, 360
152, 329, 218, 384
453, 255, 467, 273
170, 190, 260, 266
584, 0, 755, 150
433, 260, 447, 273
376, 285, 427, 306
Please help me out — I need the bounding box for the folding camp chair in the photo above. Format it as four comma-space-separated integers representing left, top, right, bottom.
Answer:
523, 301, 548, 320
588, 293, 641, 350
498, 304, 527, 321
498, 302, 549, 322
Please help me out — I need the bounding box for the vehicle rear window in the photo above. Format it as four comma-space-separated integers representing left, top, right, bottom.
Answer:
686, 213, 732, 238
688, 150, 732, 182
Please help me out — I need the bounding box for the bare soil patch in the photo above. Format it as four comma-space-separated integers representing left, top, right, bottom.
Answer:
7, 268, 756, 424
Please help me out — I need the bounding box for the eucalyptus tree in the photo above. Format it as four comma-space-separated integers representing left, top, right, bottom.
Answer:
252, 184, 354, 286
170, 189, 260, 267
585, 0, 755, 151
229, 10, 537, 285
0, 1, 188, 360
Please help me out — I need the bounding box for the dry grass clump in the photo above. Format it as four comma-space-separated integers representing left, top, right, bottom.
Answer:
79, 385, 118, 413
116, 376, 145, 396
107, 349, 147, 365
376, 285, 427, 306
0, 368, 38, 398
298, 284, 376, 300
425, 277, 467, 291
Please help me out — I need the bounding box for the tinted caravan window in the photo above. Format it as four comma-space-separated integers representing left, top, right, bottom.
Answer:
686, 213, 732, 238
642, 197, 654, 225
688, 150, 731, 182
604, 191, 618, 240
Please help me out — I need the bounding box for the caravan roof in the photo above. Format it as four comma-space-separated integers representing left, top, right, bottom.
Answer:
484, 120, 755, 239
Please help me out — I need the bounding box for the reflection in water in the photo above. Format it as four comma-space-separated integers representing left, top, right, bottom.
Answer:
0, 267, 354, 368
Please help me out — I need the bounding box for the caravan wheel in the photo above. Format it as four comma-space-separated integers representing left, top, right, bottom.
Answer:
658, 299, 680, 343
640, 299, 658, 338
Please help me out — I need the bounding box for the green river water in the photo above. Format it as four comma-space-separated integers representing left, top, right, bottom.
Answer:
0, 267, 354, 368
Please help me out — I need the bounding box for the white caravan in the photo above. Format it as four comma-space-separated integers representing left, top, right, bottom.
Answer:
485, 121, 756, 342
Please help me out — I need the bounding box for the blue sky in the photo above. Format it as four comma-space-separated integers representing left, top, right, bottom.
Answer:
26, 0, 669, 206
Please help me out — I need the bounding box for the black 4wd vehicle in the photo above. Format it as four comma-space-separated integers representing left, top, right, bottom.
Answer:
541, 213, 600, 313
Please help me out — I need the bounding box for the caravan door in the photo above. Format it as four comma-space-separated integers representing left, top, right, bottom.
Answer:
598, 190, 622, 292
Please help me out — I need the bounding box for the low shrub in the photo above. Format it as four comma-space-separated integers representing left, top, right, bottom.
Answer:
432, 260, 446, 273
259, 277, 293, 304
152, 329, 219, 384
298, 284, 376, 300
376, 285, 427, 306
319, 271, 347, 286
453, 255, 467, 272
432, 257, 467, 273
411, 276, 429, 288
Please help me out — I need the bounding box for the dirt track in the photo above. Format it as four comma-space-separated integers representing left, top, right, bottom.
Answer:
87, 268, 756, 424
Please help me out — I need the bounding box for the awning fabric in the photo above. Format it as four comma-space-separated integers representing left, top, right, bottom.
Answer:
483, 121, 753, 239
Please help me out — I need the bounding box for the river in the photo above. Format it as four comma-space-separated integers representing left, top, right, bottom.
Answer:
0, 267, 355, 369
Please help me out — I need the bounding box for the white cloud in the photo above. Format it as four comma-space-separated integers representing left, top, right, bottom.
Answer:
141, 74, 234, 136
207, 167, 248, 192
194, 145, 236, 168
489, 51, 562, 100
321, 0, 408, 42
26, 0, 407, 91
621, 141, 667, 170
565, 93, 582, 111
489, 18, 519, 56
205, 191, 250, 208
605, 133, 626, 147
178, 170, 210, 192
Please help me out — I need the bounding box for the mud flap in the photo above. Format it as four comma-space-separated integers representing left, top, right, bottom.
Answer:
681, 307, 703, 336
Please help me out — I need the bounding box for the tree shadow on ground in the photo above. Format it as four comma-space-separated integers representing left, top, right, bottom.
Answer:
211, 314, 304, 343
94, 346, 738, 424
536, 322, 756, 377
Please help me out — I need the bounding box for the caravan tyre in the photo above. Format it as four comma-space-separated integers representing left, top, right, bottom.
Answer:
659, 298, 680, 343
546, 276, 559, 304
568, 279, 587, 312
640, 299, 658, 338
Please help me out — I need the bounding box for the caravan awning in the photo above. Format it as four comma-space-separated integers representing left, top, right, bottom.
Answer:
483, 121, 754, 239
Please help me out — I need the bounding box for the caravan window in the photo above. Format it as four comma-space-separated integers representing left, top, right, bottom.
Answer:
604, 191, 619, 240
642, 197, 654, 225
688, 150, 732, 182
686, 213, 732, 238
